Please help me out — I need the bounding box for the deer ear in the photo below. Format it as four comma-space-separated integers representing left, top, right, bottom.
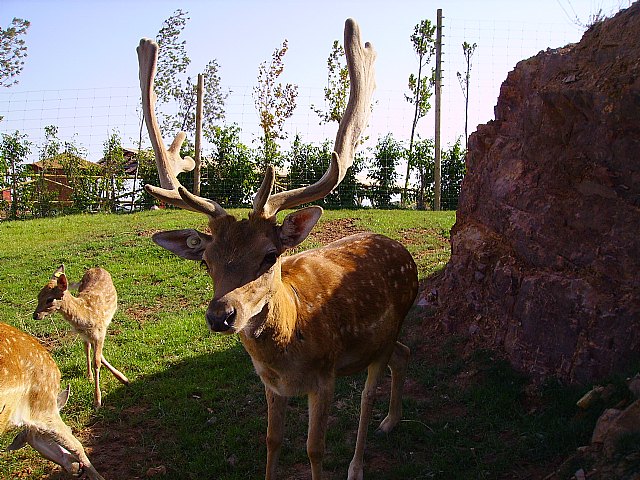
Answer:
152, 229, 212, 260
56, 273, 68, 292
57, 384, 71, 410
279, 206, 323, 249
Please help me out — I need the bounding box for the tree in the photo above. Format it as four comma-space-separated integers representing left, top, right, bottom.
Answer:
401, 19, 437, 205
410, 137, 435, 209
203, 124, 259, 206
253, 40, 298, 169
0, 18, 30, 88
0, 130, 31, 219
368, 133, 403, 208
98, 131, 127, 212
154, 10, 228, 140
440, 138, 466, 210
311, 40, 348, 124
457, 41, 477, 149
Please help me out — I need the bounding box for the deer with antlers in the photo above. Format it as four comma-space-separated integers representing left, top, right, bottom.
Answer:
137, 19, 418, 480
0, 322, 105, 479
33, 265, 130, 409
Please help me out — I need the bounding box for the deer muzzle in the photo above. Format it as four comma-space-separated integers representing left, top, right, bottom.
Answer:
206, 306, 236, 333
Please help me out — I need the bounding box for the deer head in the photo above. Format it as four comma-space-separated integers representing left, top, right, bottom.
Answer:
33, 264, 68, 320
138, 18, 375, 335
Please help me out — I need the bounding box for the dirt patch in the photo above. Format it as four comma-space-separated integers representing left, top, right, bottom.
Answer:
308, 218, 369, 245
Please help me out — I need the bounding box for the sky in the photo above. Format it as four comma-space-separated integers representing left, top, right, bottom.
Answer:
0, 0, 633, 164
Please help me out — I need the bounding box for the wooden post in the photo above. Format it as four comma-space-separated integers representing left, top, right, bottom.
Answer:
194, 73, 204, 196
434, 8, 443, 211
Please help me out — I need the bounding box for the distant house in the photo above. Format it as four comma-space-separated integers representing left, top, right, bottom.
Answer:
28, 153, 100, 204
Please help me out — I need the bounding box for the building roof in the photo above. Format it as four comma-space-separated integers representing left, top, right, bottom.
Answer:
32, 153, 98, 170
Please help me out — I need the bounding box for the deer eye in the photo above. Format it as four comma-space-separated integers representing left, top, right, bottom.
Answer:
46, 298, 54, 305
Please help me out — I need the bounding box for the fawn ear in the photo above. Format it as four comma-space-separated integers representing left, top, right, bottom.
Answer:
152, 229, 212, 260
279, 206, 323, 250
56, 272, 68, 292
57, 384, 71, 410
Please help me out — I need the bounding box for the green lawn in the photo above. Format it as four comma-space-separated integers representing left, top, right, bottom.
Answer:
0, 209, 598, 479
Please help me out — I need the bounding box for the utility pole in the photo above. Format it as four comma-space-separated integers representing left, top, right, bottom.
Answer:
434, 8, 443, 211
194, 73, 204, 196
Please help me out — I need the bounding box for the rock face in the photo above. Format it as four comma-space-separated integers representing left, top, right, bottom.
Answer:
433, 4, 640, 383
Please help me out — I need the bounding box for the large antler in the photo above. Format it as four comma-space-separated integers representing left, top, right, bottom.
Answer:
137, 39, 225, 217
254, 18, 376, 219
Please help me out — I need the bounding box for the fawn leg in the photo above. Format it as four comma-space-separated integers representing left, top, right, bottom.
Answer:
377, 341, 410, 433
92, 340, 103, 408
24, 430, 82, 476
307, 378, 335, 480
36, 416, 105, 480
84, 341, 93, 382
100, 355, 130, 385
347, 357, 387, 480
265, 386, 288, 480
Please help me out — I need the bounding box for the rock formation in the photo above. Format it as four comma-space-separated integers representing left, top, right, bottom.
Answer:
431, 4, 640, 383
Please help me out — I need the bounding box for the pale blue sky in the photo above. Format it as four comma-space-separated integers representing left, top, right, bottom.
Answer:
0, 0, 632, 163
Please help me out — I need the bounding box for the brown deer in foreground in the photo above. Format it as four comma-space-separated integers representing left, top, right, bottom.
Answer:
137, 18, 418, 480
33, 265, 129, 408
0, 322, 105, 479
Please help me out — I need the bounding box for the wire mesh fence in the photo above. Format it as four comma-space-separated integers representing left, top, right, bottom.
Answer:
0, 12, 601, 216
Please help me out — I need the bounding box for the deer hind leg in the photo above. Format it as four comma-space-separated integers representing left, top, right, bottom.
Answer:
307, 378, 335, 480
84, 341, 93, 382
100, 354, 130, 385
377, 341, 410, 434
347, 356, 388, 480
265, 386, 288, 480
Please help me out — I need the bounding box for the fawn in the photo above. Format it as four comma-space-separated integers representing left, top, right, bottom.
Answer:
138, 19, 418, 479
33, 265, 129, 408
0, 321, 105, 479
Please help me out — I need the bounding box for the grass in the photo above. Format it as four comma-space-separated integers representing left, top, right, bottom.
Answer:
0, 209, 599, 479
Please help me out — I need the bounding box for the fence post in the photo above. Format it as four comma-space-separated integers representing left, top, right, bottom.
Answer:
194, 73, 204, 196
434, 8, 443, 211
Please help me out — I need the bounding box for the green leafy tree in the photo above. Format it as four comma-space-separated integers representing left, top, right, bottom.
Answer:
0, 130, 31, 219
253, 39, 298, 169
154, 10, 228, 140
311, 41, 348, 124
368, 133, 403, 209
441, 138, 466, 210
402, 19, 436, 205
203, 124, 259, 206
410, 137, 435, 209
457, 41, 477, 149
98, 131, 127, 212
0, 18, 30, 89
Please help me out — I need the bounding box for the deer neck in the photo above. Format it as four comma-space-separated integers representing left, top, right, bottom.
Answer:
243, 278, 300, 349
57, 291, 91, 327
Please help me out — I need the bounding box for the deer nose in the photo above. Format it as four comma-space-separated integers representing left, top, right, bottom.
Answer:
206, 307, 236, 332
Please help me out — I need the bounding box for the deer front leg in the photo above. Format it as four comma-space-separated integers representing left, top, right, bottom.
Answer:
36, 418, 105, 480
377, 341, 410, 433
23, 430, 83, 476
92, 341, 103, 409
348, 358, 387, 480
84, 341, 93, 382
265, 387, 287, 480
307, 378, 335, 480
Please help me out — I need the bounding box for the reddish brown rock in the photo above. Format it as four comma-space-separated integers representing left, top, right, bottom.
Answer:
432, 4, 640, 383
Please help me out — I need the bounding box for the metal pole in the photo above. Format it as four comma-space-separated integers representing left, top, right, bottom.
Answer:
434, 8, 443, 211
194, 73, 204, 196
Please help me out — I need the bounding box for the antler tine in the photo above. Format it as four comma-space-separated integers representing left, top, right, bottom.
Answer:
256, 18, 376, 219
137, 38, 224, 218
